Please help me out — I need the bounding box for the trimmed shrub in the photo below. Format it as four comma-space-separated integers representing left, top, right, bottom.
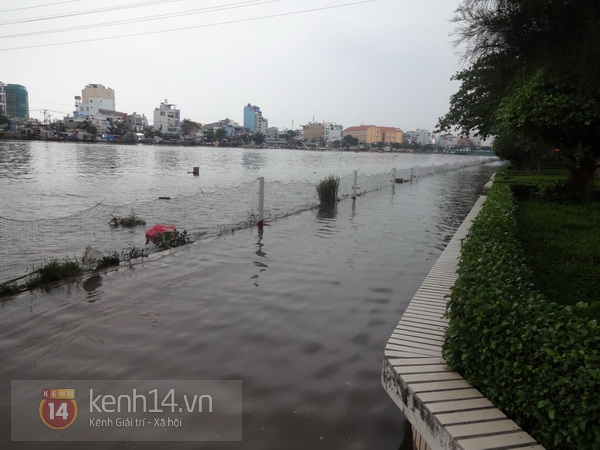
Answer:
443, 183, 600, 449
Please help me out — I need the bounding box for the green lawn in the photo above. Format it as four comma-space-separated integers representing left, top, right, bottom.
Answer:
515, 199, 600, 308
497, 162, 600, 313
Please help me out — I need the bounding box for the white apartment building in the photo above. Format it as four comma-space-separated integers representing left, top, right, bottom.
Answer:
74, 84, 115, 119
323, 122, 343, 143
72, 84, 127, 134
153, 100, 180, 135
405, 129, 432, 145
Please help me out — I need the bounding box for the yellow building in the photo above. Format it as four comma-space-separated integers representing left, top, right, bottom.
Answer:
303, 122, 325, 142
344, 125, 403, 144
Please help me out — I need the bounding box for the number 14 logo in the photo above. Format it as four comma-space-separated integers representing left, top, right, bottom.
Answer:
39, 399, 78, 429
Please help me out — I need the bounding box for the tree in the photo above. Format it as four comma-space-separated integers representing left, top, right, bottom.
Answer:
80, 119, 98, 136
143, 125, 157, 138
495, 70, 600, 193
49, 120, 66, 133
214, 128, 227, 140
439, 0, 600, 196
203, 129, 215, 142
0, 114, 9, 128
107, 118, 127, 136
437, 53, 516, 139
180, 118, 198, 136
342, 135, 358, 148
252, 132, 265, 145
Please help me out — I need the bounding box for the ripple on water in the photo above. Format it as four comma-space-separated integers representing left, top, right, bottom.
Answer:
0, 163, 501, 450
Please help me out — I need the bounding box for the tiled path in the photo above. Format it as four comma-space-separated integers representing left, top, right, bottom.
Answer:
382, 195, 544, 450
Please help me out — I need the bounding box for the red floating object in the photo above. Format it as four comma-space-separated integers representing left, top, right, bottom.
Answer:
145, 224, 177, 241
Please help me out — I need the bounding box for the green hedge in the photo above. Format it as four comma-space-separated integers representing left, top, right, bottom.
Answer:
443, 183, 600, 449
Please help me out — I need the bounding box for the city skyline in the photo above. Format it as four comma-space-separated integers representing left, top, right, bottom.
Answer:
1, 0, 464, 131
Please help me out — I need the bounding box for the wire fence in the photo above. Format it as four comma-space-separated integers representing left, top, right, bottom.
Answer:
0, 158, 498, 286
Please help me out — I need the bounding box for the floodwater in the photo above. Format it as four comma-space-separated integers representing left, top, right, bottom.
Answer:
0, 141, 501, 449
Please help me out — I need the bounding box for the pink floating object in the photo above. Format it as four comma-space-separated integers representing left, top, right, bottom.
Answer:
145, 224, 177, 241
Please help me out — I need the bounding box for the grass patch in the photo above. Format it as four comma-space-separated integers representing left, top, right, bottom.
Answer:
0, 282, 21, 297
109, 211, 146, 227
515, 200, 600, 310
26, 259, 84, 289
316, 175, 340, 206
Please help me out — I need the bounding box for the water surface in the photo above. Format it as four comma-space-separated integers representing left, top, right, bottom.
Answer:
0, 162, 501, 449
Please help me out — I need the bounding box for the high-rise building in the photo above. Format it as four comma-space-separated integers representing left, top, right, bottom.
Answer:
4, 84, 29, 118
0, 83, 6, 116
243, 103, 268, 133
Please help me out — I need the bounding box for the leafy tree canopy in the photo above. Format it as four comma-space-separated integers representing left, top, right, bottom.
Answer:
180, 118, 198, 136
252, 132, 265, 145
439, 0, 600, 195
342, 135, 358, 147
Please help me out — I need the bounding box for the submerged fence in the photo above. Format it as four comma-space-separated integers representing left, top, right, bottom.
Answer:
0, 158, 497, 286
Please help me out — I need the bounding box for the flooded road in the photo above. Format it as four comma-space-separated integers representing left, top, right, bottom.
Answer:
0, 153, 501, 449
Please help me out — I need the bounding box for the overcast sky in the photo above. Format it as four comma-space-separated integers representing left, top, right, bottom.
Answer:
1, 0, 464, 132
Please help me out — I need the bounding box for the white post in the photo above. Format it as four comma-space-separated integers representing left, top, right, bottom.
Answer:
258, 177, 264, 229
352, 170, 358, 199
410, 167, 415, 179
392, 167, 396, 182
416, 166, 420, 178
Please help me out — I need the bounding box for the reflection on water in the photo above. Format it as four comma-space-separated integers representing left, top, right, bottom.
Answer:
0, 157, 501, 449
82, 275, 103, 303
241, 151, 267, 171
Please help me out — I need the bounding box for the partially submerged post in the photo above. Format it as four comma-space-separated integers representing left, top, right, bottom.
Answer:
257, 177, 264, 230
192, 167, 199, 176
352, 170, 358, 199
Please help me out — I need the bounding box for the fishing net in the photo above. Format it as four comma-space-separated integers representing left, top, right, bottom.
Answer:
0, 159, 497, 285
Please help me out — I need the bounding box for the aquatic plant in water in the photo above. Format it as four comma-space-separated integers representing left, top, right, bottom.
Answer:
109, 211, 146, 228
316, 175, 340, 206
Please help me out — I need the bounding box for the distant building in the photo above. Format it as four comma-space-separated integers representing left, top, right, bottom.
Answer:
303, 122, 324, 143
126, 112, 148, 133
0, 82, 6, 116
376, 126, 404, 144
243, 103, 268, 134
4, 83, 29, 118
344, 125, 403, 144
153, 100, 180, 135
74, 84, 115, 119
404, 129, 432, 145
203, 118, 245, 137
434, 134, 459, 148
344, 125, 376, 144
72, 84, 130, 134
324, 122, 344, 143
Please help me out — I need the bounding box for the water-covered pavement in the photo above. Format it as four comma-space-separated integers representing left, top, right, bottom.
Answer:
0, 162, 501, 450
